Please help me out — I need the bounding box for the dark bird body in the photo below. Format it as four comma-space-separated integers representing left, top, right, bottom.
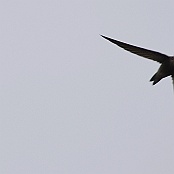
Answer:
101, 35, 174, 86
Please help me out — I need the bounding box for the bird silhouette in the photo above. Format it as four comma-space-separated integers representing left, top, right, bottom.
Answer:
101, 35, 174, 87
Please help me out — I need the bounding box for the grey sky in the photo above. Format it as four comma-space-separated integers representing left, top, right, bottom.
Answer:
1, 0, 174, 173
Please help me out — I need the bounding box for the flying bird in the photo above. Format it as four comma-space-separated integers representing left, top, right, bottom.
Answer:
101, 35, 174, 87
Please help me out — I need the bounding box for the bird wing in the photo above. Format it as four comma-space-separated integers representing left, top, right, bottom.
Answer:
101, 35, 169, 63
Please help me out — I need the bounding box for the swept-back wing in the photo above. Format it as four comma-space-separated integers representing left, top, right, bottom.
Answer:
101, 35, 169, 63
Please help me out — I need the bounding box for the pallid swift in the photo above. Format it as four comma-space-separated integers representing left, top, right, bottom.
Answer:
101, 35, 174, 87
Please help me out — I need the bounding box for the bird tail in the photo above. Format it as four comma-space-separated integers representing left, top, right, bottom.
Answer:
150, 74, 156, 82
150, 73, 160, 85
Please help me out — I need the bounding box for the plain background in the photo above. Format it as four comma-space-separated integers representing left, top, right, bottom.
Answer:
1, 1, 174, 173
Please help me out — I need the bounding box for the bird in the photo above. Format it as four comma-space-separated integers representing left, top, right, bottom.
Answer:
101, 35, 174, 87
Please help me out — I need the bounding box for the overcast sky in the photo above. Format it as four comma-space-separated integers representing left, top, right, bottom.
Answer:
1, 1, 174, 174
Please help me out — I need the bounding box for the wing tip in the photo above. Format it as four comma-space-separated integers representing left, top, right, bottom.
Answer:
100, 34, 107, 39
100, 35, 116, 43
